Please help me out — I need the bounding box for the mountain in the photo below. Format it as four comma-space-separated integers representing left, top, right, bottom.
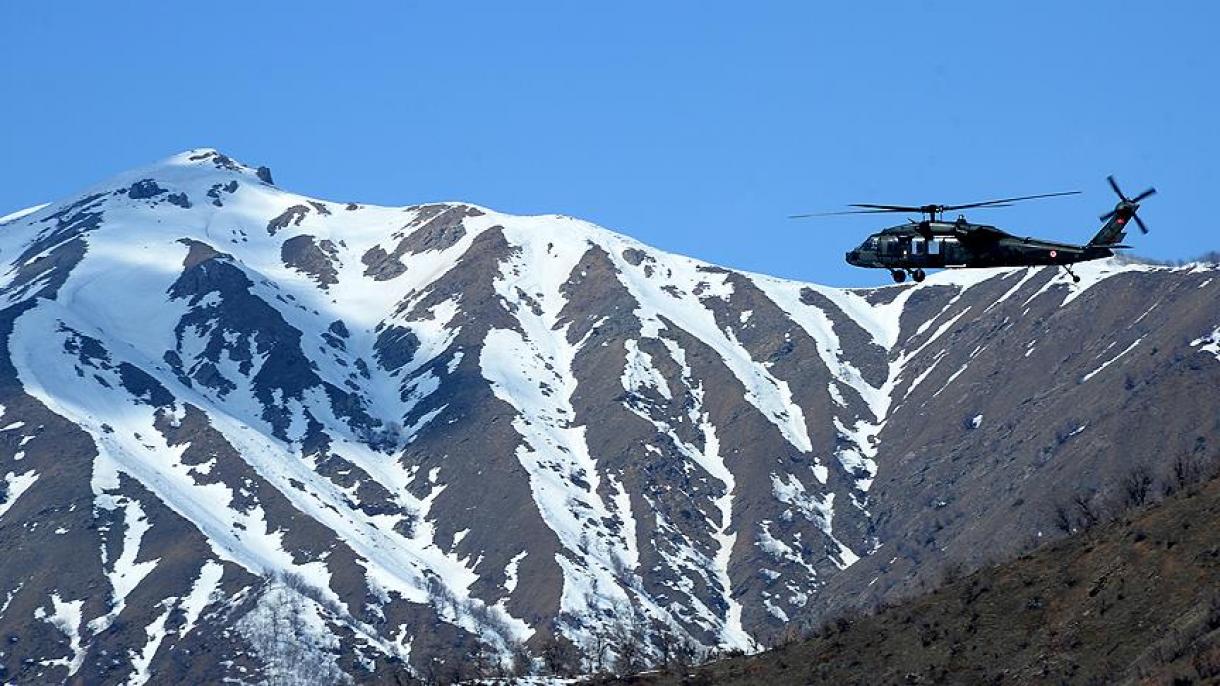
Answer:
0, 150, 1216, 684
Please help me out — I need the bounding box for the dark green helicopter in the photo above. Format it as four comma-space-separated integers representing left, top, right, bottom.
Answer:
792, 176, 1155, 283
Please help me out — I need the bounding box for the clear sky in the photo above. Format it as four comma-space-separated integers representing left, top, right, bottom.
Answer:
2, 2, 1216, 286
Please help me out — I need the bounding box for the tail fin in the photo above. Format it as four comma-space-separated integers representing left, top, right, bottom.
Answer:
1089, 175, 1156, 246
1089, 212, 1129, 247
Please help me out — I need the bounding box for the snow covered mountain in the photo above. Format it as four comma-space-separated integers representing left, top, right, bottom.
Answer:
0, 150, 1217, 684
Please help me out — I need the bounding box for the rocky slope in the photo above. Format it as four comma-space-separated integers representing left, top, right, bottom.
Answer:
0, 150, 1217, 684
608, 462, 1220, 685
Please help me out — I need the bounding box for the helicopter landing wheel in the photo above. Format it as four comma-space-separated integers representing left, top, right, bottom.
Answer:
890, 269, 907, 284
912, 269, 926, 283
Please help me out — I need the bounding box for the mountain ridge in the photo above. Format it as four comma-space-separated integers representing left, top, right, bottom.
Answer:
0, 149, 1217, 684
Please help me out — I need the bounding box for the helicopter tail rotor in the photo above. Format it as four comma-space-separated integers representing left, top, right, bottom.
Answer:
1098, 175, 1156, 235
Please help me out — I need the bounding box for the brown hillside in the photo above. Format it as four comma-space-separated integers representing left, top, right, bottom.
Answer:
605, 467, 1220, 685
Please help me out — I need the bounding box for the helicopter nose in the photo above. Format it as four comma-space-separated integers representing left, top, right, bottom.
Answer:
846, 250, 859, 265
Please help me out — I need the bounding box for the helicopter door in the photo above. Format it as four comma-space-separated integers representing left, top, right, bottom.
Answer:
941, 237, 964, 266
928, 238, 942, 255
911, 238, 927, 256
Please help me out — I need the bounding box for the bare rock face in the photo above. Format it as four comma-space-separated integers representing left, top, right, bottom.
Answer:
0, 150, 1217, 684
127, 179, 167, 199
266, 204, 310, 235
207, 180, 239, 206
281, 234, 339, 286
396, 204, 480, 254
360, 244, 406, 281
360, 204, 484, 281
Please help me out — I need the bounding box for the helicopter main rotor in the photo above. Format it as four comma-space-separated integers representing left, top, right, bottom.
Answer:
790, 190, 1081, 221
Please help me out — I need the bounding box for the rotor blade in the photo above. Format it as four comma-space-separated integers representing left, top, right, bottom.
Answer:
942, 190, 1081, 212
847, 203, 924, 212
1100, 210, 1117, 222
1107, 175, 1127, 201
1131, 187, 1157, 203
787, 208, 907, 219
1134, 214, 1149, 234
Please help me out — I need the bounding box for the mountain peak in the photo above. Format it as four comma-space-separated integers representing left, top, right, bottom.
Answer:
158, 148, 275, 184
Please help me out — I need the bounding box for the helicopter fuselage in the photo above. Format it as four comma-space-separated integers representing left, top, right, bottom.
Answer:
844, 221, 1114, 271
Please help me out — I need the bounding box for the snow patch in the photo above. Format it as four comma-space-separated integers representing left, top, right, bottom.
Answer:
35, 594, 86, 675
502, 551, 527, 594
621, 339, 672, 401
1081, 337, 1144, 382
0, 202, 50, 224
90, 497, 159, 633
179, 560, 225, 637
1192, 326, 1220, 361
127, 604, 173, 686
0, 470, 38, 521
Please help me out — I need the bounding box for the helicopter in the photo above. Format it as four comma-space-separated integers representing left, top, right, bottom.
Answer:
791, 176, 1156, 283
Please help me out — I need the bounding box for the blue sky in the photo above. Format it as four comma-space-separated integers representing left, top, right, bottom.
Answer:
2, 1, 1216, 285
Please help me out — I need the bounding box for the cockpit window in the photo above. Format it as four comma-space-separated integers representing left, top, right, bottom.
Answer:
865, 237, 878, 250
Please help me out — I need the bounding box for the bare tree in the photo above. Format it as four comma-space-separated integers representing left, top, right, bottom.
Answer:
586, 626, 613, 675
671, 634, 700, 673
467, 642, 504, 681
611, 624, 644, 677
510, 640, 533, 678
654, 625, 676, 669
539, 632, 579, 677
1122, 465, 1154, 507
239, 576, 346, 686
1072, 492, 1099, 529
1170, 453, 1203, 494
1052, 502, 1074, 534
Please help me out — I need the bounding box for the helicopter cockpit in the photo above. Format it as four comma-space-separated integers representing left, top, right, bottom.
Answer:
845, 234, 884, 267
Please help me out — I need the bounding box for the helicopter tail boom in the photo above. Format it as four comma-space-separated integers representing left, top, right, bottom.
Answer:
1088, 213, 1129, 247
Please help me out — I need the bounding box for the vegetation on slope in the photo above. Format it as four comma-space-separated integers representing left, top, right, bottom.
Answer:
597, 452, 1220, 685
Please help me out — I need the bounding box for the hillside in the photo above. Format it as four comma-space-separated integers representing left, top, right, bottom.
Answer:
606, 462, 1220, 685
0, 149, 1216, 683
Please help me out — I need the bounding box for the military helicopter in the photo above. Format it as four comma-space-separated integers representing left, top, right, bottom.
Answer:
791, 176, 1155, 283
